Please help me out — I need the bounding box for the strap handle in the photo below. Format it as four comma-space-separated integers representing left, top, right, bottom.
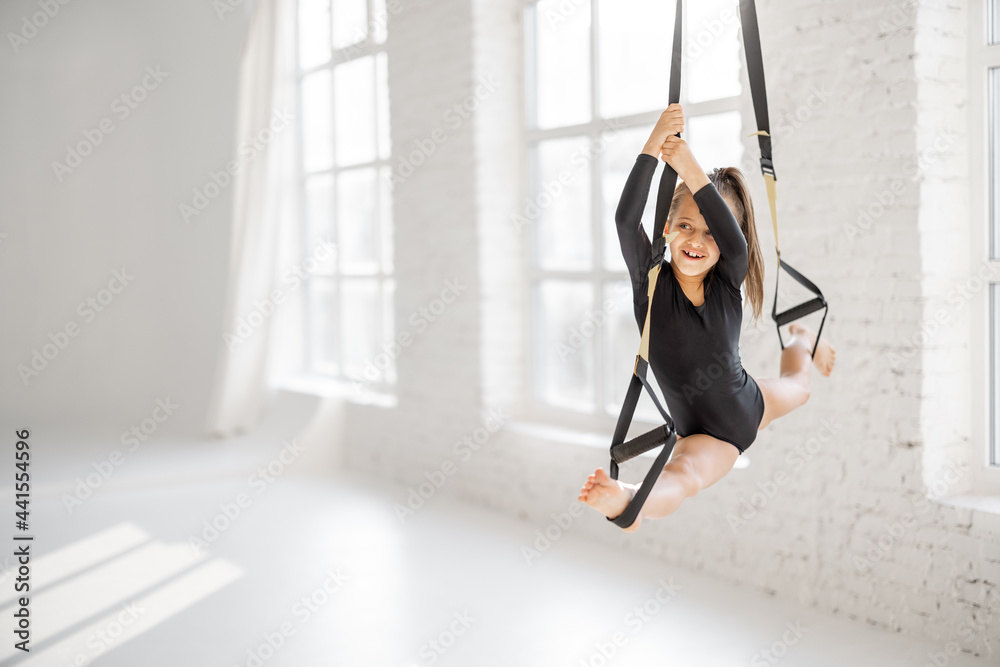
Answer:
609, 427, 676, 529
607, 357, 676, 529
772, 259, 829, 359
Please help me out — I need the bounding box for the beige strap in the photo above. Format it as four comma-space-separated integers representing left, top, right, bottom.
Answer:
637, 264, 659, 364
764, 172, 779, 258
749, 130, 780, 258
635, 229, 680, 368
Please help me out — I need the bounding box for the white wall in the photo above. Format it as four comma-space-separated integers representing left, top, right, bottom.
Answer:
0, 0, 250, 437
2, 0, 997, 658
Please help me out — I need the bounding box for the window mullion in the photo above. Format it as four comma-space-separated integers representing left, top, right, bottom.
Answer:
590, 0, 604, 413
590, 0, 599, 124
294, 0, 315, 374
522, 97, 740, 144
974, 5, 1000, 479
992, 283, 998, 465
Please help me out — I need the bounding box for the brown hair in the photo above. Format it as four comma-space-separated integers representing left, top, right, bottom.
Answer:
667, 167, 765, 324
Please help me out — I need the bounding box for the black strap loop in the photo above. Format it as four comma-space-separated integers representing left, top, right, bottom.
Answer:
771, 259, 828, 359
605, 0, 684, 530
611, 424, 674, 465
738, 0, 830, 352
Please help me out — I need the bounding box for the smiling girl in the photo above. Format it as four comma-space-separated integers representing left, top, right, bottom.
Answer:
579, 104, 836, 532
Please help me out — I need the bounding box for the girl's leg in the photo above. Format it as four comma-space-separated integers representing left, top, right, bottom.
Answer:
754, 323, 835, 431
578, 433, 739, 533
579, 324, 835, 532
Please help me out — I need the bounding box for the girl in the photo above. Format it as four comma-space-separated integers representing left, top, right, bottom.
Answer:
579, 104, 836, 533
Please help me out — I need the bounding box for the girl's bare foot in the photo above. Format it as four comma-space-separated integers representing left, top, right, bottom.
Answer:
789, 323, 836, 377
578, 468, 642, 532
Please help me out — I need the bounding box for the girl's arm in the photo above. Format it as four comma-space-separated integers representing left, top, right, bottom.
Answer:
690, 182, 749, 289
614, 154, 658, 332
613, 104, 687, 330
657, 120, 748, 289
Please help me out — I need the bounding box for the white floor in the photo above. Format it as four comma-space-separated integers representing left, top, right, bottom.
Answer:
3, 418, 991, 666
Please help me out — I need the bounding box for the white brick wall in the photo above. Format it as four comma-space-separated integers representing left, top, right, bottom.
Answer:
346, 0, 1000, 658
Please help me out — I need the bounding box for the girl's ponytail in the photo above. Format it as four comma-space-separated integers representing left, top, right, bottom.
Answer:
710, 167, 764, 323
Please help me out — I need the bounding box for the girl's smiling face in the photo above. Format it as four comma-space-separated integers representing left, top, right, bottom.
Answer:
668, 193, 720, 277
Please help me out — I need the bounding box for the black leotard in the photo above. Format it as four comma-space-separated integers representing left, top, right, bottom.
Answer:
615, 153, 764, 453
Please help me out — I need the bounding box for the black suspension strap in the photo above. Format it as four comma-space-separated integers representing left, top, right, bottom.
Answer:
606, 0, 683, 530
739, 0, 829, 358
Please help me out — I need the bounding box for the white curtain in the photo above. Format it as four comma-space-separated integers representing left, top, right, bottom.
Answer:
206, 0, 299, 437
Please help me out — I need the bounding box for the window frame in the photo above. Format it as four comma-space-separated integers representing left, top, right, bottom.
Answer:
970, 1, 1000, 490
291, 0, 395, 395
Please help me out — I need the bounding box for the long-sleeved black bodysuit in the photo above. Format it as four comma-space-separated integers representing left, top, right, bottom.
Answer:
616, 153, 764, 453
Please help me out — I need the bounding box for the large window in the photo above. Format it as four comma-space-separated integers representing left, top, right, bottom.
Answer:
522, 0, 744, 424
982, 1, 1000, 467
295, 0, 394, 390
964, 1, 1000, 488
